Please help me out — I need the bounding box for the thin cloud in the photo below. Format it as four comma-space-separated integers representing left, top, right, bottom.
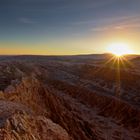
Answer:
90, 15, 140, 32
73, 15, 140, 26
91, 22, 140, 33
19, 17, 35, 24
91, 27, 109, 32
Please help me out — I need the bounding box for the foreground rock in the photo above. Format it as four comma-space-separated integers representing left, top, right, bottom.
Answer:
0, 101, 70, 140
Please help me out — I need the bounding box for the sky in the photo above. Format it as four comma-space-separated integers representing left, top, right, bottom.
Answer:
0, 0, 140, 55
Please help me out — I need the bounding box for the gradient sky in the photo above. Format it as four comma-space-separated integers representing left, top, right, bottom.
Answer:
0, 0, 140, 55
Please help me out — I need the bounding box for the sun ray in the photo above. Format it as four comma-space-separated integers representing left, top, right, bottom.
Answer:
116, 57, 121, 97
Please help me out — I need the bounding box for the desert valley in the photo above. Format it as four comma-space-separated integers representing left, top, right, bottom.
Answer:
0, 54, 139, 140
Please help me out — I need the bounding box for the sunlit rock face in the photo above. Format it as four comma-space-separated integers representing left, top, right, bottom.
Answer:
0, 55, 140, 140
0, 103, 70, 140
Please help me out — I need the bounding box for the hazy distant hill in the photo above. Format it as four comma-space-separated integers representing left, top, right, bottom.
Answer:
131, 56, 140, 62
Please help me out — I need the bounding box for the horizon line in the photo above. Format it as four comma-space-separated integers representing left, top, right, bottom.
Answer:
0, 53, 139, 57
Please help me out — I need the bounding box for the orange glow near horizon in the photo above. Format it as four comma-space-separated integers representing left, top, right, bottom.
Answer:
0, 38, 139, 56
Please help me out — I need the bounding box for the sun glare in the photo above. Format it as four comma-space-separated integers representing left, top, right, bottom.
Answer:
107, 42, 133, 57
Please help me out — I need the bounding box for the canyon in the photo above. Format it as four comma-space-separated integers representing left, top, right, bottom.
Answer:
0, 55, 139, 140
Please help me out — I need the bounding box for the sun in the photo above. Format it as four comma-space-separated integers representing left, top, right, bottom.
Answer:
107, 42, 133, 57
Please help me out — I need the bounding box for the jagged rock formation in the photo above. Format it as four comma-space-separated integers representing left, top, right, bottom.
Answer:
0, 55, 140, 140
0, 107, 70, 140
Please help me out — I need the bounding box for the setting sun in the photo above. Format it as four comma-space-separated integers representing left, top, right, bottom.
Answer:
107, 42, 133, 57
